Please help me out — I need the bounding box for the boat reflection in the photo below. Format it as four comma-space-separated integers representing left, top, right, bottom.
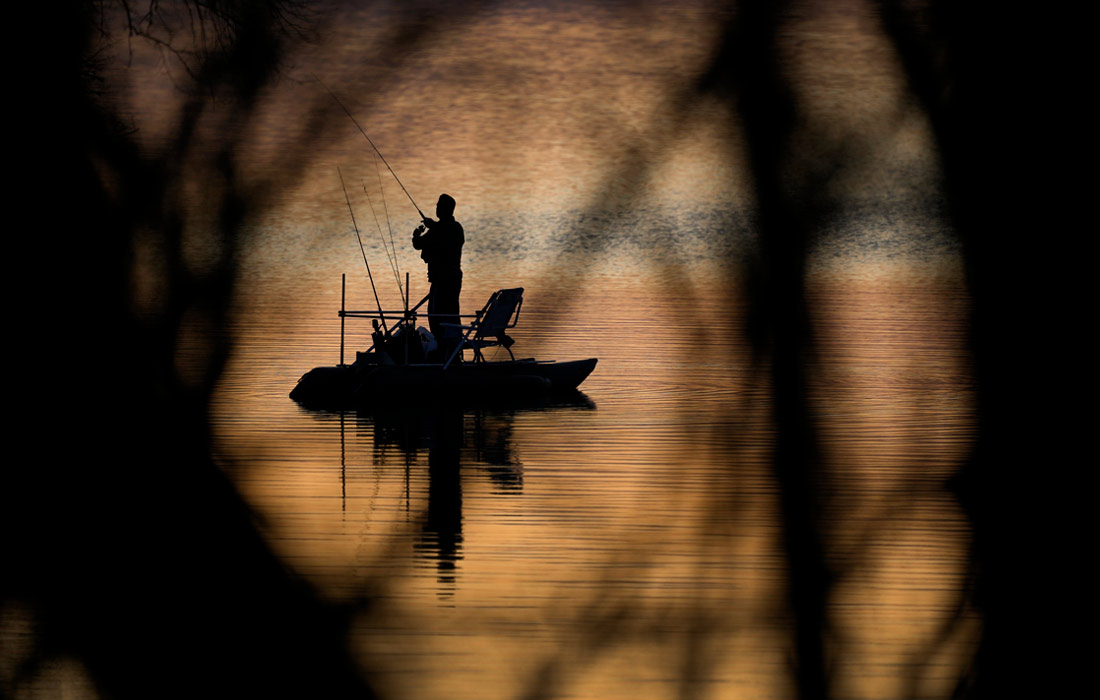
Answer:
336, 392, 595, 599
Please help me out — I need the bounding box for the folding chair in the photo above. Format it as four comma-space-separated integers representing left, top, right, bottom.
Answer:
442, 288, 524, 368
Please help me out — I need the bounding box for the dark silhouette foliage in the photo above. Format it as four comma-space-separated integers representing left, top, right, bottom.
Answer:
4, 2, 375, 698
3, 1, 1086, 698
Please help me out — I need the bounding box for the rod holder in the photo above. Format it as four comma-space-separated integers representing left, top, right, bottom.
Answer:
340, 273, 346, 366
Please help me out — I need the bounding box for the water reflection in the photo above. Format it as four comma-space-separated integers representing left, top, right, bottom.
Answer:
10, 0, 1021, 696
332, 394, 594, 599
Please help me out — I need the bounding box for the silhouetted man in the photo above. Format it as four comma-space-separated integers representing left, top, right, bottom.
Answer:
413, 194, 464, 362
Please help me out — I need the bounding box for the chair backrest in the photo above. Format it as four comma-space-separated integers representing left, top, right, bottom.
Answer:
475, 288, 524, 338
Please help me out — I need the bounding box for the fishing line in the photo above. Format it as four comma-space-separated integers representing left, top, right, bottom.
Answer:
314, 74, 426, 220
375, 158, 402, 290
361, 176, 403, 297
337, 166, 385, 323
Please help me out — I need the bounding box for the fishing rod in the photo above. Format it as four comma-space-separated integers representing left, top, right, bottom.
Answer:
314, 75, 427, 221
360, 176, 403, 300
374, 159, 402, 294
338, 166, 385, 325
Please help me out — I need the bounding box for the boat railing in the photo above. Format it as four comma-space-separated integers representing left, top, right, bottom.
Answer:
341, 310, 484, 320
331, 275, 523, 367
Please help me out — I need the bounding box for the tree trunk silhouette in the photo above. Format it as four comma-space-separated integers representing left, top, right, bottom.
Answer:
878, 3, 1086, 698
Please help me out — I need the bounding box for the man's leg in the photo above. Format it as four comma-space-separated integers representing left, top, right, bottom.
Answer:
426, 285, 445, 363
436, 279, 462, 363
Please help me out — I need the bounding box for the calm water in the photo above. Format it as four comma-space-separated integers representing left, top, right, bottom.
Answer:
19, 1, 981, 697
210, 258, 975, 700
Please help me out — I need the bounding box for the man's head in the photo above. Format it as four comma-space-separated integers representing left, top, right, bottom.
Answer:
436, 193, 456, 220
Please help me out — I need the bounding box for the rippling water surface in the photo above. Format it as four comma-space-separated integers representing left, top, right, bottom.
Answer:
211, 252, 975, 699
70, 1, 982, 696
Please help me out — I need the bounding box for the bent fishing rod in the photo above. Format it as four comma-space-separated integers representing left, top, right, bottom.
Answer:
314, 75, 427, 222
